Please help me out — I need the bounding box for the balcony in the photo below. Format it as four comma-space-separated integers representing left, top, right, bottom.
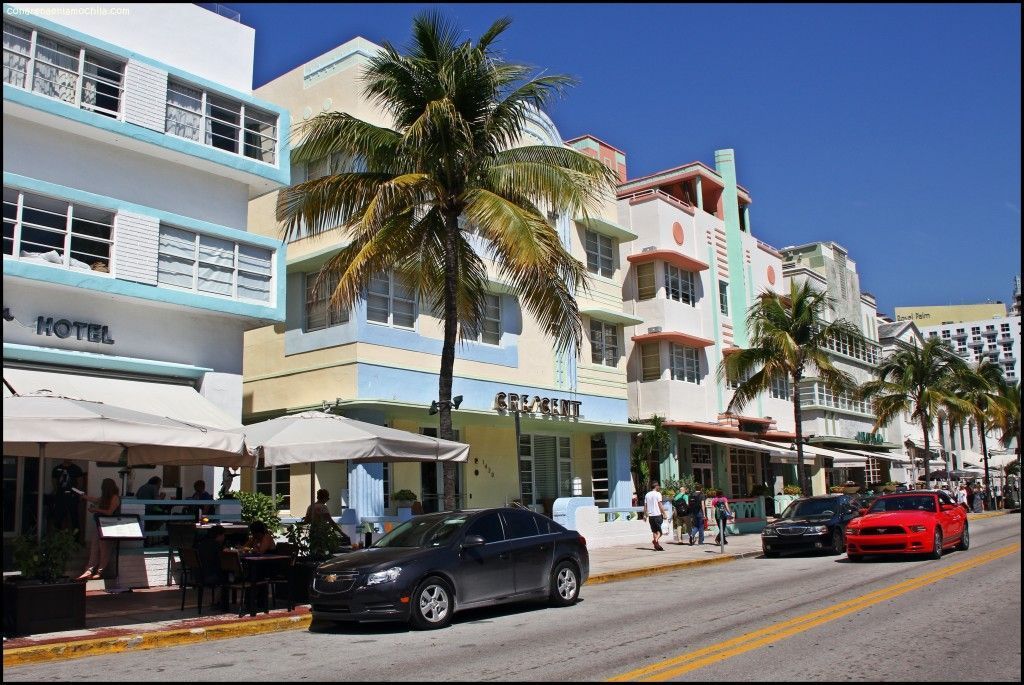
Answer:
952, 330, 967, 338
3, 18, 288, 196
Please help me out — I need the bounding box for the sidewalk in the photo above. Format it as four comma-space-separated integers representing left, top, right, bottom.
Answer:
3, 510, 1011, 668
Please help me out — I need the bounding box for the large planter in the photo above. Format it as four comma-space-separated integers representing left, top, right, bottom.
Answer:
3, 578, 86, 636
288, 560, 317, 604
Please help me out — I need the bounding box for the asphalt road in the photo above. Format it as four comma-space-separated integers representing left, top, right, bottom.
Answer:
7, 515, 1020, 682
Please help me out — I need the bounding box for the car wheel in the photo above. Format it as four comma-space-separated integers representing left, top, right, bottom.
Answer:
957, 523, 970, 551
549, 560, 580, 607
830, 529, 845, 556
409, 576, 453, 630
929, 528, 943, 560
847, 554, 863, 563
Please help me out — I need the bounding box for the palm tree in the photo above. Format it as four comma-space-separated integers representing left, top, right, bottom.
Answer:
630, 415, 672, 508
720, 280, 861, 496
990, 380, 1021, 481
948, 361, 1005, 503
859, 337, 968, 487
276, 14, 618, 510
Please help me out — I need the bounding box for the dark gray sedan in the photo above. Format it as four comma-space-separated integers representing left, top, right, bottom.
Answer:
308, 507, 589, 629
761, 494, 862, 557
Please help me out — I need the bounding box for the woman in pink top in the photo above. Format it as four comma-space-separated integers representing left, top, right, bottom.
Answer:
709, 492, 733, 545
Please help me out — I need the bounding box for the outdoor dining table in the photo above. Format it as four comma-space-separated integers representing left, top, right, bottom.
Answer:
195, 522, 249, 546
236, 553, 292, 615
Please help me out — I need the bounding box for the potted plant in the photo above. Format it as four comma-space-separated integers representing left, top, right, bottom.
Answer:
3, 529, 85, 636
284, 519, 349, 604
782, 484, 803, 496
882, 481, 899, 493
660, 478, 682, 501
392, 489, 417, 509
235, 490, 283, 532
842, 481, 861, 494
829, 484, 846, 494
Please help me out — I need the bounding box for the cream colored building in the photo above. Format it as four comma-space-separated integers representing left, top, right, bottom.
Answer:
242, 38, 642, 523
894, 303, 1007, 326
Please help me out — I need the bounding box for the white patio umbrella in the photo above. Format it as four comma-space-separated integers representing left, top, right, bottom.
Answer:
244, 410, 469, 507
245, 410, 469, 465
3, 391, 253, 539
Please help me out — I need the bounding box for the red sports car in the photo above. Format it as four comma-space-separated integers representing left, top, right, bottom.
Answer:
845, 490, 969, 561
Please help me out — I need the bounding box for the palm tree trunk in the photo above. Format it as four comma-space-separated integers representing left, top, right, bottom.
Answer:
921, 418, 931, 487
439, 211, 460, 511
792, 373, 809, 496
979, 418, 991, 509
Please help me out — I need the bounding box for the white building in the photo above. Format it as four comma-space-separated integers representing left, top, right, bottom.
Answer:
2, 4, 288, 563
919, 315, 1021, 384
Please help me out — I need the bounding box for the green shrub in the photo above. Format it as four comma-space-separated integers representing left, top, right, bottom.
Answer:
392, 489, 417, 503
782, 484, 803, 496
11, 529, 83, 583
285, 519, 345, 562
234, 490, 283, 533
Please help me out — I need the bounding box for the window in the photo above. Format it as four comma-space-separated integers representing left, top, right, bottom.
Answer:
719, 280, 729, 315
518, 434, 572, 506
865, 457, 882, 485
255, 459, 290, 511
590, 320, 619, 366
590, 435, 609, 508
636, 262, 655, 300
3, 187, 114, 271
971, 327, 980, 335
941, 330, 950, 338
584, 230, 614, 278
665, 264, 695, 305
729, 448, 760, 498
366, 272, 416, 328
3, 21, 125, 118
501, 509, 539, 539
670, 344, 700, 384
1001, 323, 1010, 333
304, 271, 348, 331
464, 293, 501, 344
382, 462, 390, 509
166, 78, 277, 164
985, 325, 995, 331
156, 225, 272, 302
769, 375, 790, 400
641, 343, 660, 382
465, 512, 505, 543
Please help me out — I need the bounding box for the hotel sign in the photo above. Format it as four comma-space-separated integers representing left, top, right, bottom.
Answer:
855, 431, 884, 445
494, 392, 582, 418
3, 307, 114, 345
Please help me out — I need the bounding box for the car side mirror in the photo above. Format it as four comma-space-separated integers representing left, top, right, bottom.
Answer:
462, 534, 486, 548
941, 504, 955, 511
859, 508, 868, 516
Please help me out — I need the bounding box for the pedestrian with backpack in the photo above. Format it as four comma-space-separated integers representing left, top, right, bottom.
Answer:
672, 486, 691, 545
687, 485, 706, 545
711, 490, 733, 545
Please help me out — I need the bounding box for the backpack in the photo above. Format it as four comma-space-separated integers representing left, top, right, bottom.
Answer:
688, 492, 704, 515
714, 498, 727, 516
673, 496, 689, 518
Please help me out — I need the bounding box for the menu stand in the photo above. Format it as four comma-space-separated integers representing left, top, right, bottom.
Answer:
96, 514, 145, 594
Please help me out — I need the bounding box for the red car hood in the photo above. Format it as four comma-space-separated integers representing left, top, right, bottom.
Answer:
854, 511, 935, 526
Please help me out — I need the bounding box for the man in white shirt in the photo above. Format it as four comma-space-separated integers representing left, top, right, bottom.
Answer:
644, 482, 665, 551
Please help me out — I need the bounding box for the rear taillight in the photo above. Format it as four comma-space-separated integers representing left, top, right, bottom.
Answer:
578, 535, 587, 547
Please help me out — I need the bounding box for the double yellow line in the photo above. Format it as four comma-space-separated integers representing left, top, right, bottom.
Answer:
610, 543, 1020, 682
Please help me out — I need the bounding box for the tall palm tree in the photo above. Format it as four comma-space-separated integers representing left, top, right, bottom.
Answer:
948, 361, 1005, 501
630, 415, 671, 507
990, 380, 1021, 478
276, 14, 618, 509
720, 280, 861, 496
860, 337, 968, 487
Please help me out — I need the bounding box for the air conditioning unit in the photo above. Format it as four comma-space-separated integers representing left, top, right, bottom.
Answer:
648, 326, 662, 334
642, 245, 657, 253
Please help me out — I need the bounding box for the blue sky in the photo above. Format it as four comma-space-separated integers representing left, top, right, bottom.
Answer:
226, 3, 1021, 317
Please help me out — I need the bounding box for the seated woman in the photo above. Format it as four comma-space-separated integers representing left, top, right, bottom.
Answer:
239, 520, 276, 555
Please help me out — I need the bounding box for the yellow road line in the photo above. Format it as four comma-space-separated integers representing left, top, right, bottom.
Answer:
610, 543, 1020, 682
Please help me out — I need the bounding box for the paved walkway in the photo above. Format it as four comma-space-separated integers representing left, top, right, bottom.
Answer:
3, 510, 1011, 667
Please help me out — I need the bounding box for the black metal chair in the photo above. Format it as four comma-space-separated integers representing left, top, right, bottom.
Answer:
220, 549, 270, 617
267, 542, 297, 611
167, 522, 197, 586
178, 547, 222, 614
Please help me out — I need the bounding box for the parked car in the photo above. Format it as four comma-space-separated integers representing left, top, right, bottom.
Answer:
308, 507, 589, 630
761, 495, 862, 557
845, 490, 969, 562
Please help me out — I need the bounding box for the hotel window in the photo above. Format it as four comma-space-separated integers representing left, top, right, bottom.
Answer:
640, 343, 661, 382
255, 459, 290, 511
590, 320, 619, 366
729, 448, 760, 499
518, 434, 573, 507
1001, 323, 1010, 333
718, 280, 729, 315
941, 330, 950, 338
3, 187, 114, 272
986, 325, 995, 331
971, 326, 980, 335
769, 375, 790, 400
865, 457, 882, 485
366, 272, 416, 328
3, 21, 125, 118
166, 78, 277, 164
670, 344, 700, 384
590, 435, 609, 508
636, 263, 656, 300
304, 271, 348, 331
463, 293, 501, 345
156, 225, 273, 302
665, 264, 695, 305
584, 230, 614, 278
1002, 343, 1013, 352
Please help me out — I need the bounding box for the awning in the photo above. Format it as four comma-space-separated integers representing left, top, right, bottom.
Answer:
580, 306, 645, 326
626, 249, 709, 273
3, 367, 241, 430
574, 216, 637, 241
632, 331, 715, 348
841, 448, 912, 465
685, 433, 796, 458
760, 441, 866, 466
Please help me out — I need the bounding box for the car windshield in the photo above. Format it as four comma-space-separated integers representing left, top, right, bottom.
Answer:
779, 498, 841, 520
868, 495, 937, 513
371, 514, 471, 548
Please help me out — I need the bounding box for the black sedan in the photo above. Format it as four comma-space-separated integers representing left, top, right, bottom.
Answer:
308, 507, 589, 629
761, 495, 862, 557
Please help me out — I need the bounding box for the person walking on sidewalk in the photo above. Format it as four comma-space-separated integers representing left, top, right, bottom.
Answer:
711, 490, 733, 545
688, 485, 706, 545
645, 482, 665, 551
673, 486, 691, 545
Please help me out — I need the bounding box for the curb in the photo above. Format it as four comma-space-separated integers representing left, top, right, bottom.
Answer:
585, 550, 759, 586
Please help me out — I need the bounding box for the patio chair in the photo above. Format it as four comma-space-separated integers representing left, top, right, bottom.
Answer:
220, 549, 270, 617
178, 547, 221, 615
267, 542, 297, 611
167, 522, 197, 586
